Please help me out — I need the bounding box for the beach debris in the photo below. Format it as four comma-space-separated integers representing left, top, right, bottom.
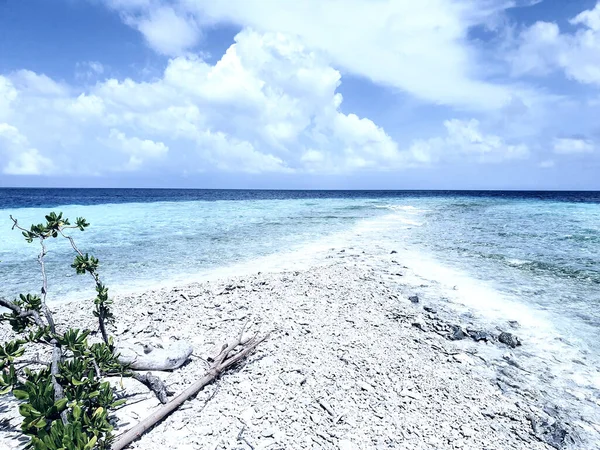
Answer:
117, 340, 193, 370
408, 295, 419, 303
411, 316, 427, 330
448, 325, 468, 341
530, 414, 573, 449
111, 323, 269, 450
468, 329, 492, 342
498, 332, 522, 348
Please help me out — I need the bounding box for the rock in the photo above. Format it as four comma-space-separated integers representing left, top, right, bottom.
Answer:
240, 407, 255, 424
408, 295, 419, 303
448, 325, 468, 341
460, 425, 475, 437
531, 416, 571, 449
411, 316, 426, 330
468, 330, 491, 342
357, 380, 372, 391
390, 250, 398, 254
400, 388, 423, 400
117, 340, 193, 370
423, 305, 437, 314
498, 332, 522, 348
508, 320, 520, 329
338, 439, 359, 450
261, 428, 275, 438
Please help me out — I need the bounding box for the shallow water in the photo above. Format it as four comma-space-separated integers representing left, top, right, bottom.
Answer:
1, 189, 599, 445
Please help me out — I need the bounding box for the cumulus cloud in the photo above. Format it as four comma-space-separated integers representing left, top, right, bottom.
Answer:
407, 119, 530, 164
553, 137, 595, 154
0, 30, 409, 176
102, 0, 540, 111
1, 22, 536, 179
130, 6, 201, 56
105, 129, 169, 170
0, 123, 54, 175
509, 2, 600, 85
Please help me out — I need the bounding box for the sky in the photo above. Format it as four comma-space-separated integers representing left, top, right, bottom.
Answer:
1, 0, 600, 189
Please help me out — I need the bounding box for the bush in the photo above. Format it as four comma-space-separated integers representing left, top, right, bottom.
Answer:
0, 212, 126, 449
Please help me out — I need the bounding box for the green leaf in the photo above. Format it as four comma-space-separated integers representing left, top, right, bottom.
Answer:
53, 398, 68, 411
111, 399, 126, 408
71, 377, 86, 386
83, 435, 97, 450
12, 389, 29, 400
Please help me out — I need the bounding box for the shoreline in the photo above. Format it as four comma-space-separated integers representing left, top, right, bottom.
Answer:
2, 244, 593, 449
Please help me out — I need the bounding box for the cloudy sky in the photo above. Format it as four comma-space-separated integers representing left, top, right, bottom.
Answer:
1, 0, 599, 189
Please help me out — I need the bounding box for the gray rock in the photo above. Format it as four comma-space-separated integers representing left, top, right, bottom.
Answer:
408, 295, 419, 303
468, 330, 491, 342
498, 332, 522, 348
448, 325, 468, 341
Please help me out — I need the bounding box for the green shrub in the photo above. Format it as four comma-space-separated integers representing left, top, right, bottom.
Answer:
0, 213, 127, 449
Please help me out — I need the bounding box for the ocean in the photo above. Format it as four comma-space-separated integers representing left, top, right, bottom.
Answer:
1, 188, 599, 444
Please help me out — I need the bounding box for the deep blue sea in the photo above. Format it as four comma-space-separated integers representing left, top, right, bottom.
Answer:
1, 188, 600, 443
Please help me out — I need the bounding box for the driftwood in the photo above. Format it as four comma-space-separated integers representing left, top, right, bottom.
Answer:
117, 341, 193, 371
111, 325, 269, 450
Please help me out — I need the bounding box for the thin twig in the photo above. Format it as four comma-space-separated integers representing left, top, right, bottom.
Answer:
59, 229, 109, 344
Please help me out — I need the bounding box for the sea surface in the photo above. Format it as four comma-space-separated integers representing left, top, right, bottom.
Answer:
1, 188, 599, 445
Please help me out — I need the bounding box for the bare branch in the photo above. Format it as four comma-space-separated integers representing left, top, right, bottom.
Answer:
59, 229, 110, 344
37, 238, 56, 334
130, 372, 170, 404
14, 358, 50, 367
50, 340, 67, 425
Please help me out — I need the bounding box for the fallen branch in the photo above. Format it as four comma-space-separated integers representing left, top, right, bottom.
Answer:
111, 325, 269, 450
0, 298, 45, 328
130, 372, 171, 404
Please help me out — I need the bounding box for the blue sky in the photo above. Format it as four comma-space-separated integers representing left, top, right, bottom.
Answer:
1, 0, 600, 189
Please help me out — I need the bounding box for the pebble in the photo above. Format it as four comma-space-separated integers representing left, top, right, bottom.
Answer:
338, 439, 359, 450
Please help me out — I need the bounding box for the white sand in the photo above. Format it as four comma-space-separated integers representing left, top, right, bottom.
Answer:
1, 246, 577, 449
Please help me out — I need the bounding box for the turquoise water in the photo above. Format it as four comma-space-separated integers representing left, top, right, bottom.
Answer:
1, 189, 600, 445
1, 191, 599, 348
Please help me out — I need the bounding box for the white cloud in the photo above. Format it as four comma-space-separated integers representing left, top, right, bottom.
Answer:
130, 6, 201, 56
10, 70, 68, 96
510, 2, 600, 85
0, 30, 408, 176
407, 119, 530, 164
106, 128, 169, 170
1, 25, 533, 178
553, 137, 595, 154
0, 76, 18, 120
0, 123, 54, 175
103, 0, 538, 111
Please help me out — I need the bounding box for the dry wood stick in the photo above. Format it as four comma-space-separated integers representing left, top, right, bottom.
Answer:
111, 328, 268, 450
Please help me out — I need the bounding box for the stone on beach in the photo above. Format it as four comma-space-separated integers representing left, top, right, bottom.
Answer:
0, 246, 565, 450
498, 332, 522, 349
